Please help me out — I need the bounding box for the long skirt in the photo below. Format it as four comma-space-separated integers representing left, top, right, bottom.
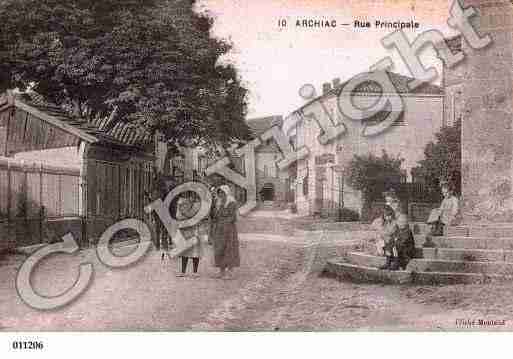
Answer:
212, 221, 240, 268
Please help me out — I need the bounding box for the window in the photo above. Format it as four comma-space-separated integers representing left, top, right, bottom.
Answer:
303, 176, 309, 196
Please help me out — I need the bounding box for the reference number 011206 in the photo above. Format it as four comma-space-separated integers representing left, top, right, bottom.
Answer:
11, 340, 44, 350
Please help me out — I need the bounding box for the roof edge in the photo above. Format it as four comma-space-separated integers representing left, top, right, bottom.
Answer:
13, 97, 98, 143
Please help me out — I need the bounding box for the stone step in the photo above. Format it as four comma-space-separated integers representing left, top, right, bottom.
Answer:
346, 251, 387, 268
421, 247, 513, 262
446, 226, 470, 237
325, 259, 411, 284
407, 258, 513, 275
410, 223, 432, 235
325, 258, 509, 285
414, 235, 513, 250
344, 251, 513, 276
449, 225, 513, 238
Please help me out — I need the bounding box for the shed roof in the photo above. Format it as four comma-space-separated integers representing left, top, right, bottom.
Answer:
246, 115, 283, 136
0, 90, 153, 150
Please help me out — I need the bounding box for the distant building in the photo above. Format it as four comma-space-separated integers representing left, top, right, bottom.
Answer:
246, 115, 292, 206
287, 70, 445, 218
156, 115, 293, 209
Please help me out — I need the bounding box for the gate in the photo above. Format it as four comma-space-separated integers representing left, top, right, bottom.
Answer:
85, 159, 153, 247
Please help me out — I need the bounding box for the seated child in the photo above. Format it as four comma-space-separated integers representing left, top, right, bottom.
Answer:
394, 216, 416, 270
378, 205, 399, 270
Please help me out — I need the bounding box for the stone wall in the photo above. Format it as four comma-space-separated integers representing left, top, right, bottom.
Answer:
461, 0, 513, 222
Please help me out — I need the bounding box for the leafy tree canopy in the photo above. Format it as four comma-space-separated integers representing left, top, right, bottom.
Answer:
0, 0, 251, 147
412, 119, 461, 195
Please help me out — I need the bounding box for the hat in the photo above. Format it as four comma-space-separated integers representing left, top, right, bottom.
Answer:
439, 178, 451, 188
219, 184, 231, 196
382, 188, 399, 201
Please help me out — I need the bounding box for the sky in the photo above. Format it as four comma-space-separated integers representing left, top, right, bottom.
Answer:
197, 0, 456, 119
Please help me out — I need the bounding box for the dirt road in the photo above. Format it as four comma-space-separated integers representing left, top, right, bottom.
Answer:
1, 234, 512, 331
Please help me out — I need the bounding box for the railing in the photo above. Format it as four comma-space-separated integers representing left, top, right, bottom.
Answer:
366, 201, 438, 223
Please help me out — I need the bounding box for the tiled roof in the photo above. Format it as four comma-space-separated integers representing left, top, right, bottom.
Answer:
336, 71, 443, 96
246, 115, 283, 135
298, 70, 443, 113
6, 91, 153, 148
445, 35, 462, 54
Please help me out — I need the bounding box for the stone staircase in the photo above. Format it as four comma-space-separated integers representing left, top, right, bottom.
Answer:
325, 223, 513, 285
256, 201, 289, 211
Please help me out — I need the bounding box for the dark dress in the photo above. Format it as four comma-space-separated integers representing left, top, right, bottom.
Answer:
395, 226, 416, 269
211, 201, 240, 268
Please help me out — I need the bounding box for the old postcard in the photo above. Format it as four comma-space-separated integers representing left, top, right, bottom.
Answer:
0, 0, 512, 354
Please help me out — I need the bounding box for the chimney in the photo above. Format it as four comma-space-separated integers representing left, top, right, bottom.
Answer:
332, 78, 341, 88
322, 82, 332, 95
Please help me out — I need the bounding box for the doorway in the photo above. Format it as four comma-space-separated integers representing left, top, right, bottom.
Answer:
261, 183, 275, 201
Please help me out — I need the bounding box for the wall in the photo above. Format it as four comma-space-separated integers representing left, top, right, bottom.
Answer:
460, 0, 513, 222
12, 146, 80, 168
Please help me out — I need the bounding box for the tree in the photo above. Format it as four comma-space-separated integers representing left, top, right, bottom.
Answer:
345, 149, 406, 212
0, 0, 251, 147
345, 150, 406, 194
413, 119, 461, 195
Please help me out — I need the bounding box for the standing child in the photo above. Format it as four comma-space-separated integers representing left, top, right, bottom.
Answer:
175, 195, 206, 278
378, 205, 399, 270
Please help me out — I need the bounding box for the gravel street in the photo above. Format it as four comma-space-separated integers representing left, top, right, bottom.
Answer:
1, 233, 513, 331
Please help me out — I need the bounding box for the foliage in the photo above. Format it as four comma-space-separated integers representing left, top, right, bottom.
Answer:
15, 187, 27, 218
413, 119, 461, 195
345, 150, 406, 197
337, 207, 359, 222
0, 0, 251, 147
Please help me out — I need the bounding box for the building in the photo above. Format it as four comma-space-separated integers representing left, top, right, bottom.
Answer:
458, 0, 513, 221
0, 90, 155, 247
246, 115, 292, 207
441, 35, 464, 128
288, 70, 444, 218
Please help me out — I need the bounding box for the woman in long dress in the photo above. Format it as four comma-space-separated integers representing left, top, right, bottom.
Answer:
210, 185, 240, 279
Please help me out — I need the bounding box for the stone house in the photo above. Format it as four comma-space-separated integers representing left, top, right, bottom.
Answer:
288, 70, 444, 218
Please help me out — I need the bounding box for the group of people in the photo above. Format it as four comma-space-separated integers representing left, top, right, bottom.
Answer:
147, 176, 241, 280
372, 180, 460, 271
372, 190, 415, 271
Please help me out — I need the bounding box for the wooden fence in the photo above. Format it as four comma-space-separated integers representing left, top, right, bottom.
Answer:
0, 159, 80, 249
